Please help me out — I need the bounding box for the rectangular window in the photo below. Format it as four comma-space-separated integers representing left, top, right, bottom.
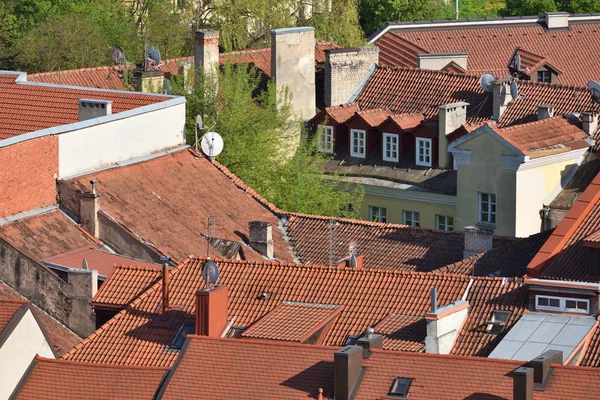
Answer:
535, 295, 590, 314
350, 129, 366, 158
318, 125, 334, 153
383, 133, 399, 162
369, 206, 387, 223
402, 211, 420, 227
416, 138, 432, 167
537, 70, 551, 83
479, 192, 496, 225
436, 215, 454, 231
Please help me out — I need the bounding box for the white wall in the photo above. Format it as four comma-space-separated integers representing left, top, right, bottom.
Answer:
58, 102, 186, 177
425, 306, 468, 354
0, 308, 54, 399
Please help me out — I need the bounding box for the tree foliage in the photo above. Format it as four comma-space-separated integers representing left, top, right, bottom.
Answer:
501, 0, 600, 15
359, 0, 442, 36
171, 64, 364, 217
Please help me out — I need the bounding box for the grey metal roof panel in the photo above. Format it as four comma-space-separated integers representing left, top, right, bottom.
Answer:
513, 342, 549, 361
553, 324, 593, 346
503, 319, 540, 341
529, 322, 565, 344
488, 339, 524, 360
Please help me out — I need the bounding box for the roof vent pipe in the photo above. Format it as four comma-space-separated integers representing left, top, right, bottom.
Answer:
430, 287, 438, 313
160, 256, 170, 318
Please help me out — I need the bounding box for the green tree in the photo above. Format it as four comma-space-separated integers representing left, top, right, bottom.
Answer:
171, 63, 364, 217
359, 0, 444, 36
501, 0, 557, 15
311, 0, 365, 47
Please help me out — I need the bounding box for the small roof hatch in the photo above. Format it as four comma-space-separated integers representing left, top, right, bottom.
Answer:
388, 377, 413, 399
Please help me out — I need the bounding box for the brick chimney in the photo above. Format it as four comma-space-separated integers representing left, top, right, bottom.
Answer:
463, 226, 494, 258
80, 179, 100, 238
324, 46, 379, 107
78, 99, 112, 122
195, 30, 219, 76
513, 367, 534, 400
249, 221, 274, 258
537, 105, 554, 120
271, 27, 315, 121
492, 78, 512, 122
334, 346, 364, 400
581, 111, 598, 135
160, 256, 170, 319
195, 285, 228, 337
425, 287, 469, 354
438, 102, 469, 169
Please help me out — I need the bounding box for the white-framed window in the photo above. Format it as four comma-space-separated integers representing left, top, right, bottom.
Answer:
318, 125, 334, 153
436, 215, 454, 231
416, 138, 432, 167
535, 295, 590, 314
402, 210, 420, 227
369, 206, 386, 223
479, 192, 497, 225
350, 129, 366, 158
383, 133, 399, 162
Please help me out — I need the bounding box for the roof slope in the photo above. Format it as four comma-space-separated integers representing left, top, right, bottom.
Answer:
12, 356, 168, 400
28, 67, 129, 90
63, 149, 295, 263
63, 257, 525, 367
374, 20, 600, 86
0, 298, 27, 335
0, 209, 99, 261
0, 72, 171, 139
92, 264, 162, 308
0, 282, 82, 356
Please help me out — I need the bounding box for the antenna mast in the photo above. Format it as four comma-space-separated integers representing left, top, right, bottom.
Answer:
205, 215, 216, 258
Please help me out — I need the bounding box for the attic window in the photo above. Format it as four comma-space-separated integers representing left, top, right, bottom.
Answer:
537, 70, 552, 83
170, 322, 195, 349
484, 310, 512, 334
387, 377, 413, 399
228, 326, 247, 338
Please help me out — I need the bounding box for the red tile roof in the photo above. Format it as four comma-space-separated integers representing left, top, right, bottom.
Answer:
441, 60, 467, 74
527, 171, 600, 280
12, 356, 168, 400
374, 20, 600, 86
159, 336, 600, 400
63, 149, 295, 264
488, 117, 591, 157
350, 108, 393, 127
0, 282, 82, 356
0, 298, 27, 335
584, 229, 600, 243
0, 72, 171, 139
241, 301, 343, 343
62, 257, 526, 367
386, 113, 424, 131
510, 47, 548, 73
0, 209, 100, 261
92, 264, 162, 309
42, 247, 160, 278
374, 314, 425, 351
355, 67, 600, 129
313, 102, 360, 125
28, 66, 129, 90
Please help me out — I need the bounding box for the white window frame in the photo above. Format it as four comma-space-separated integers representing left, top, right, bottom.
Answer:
318, 124, 334, 154
416, 138, 432, 167
535, 295, 590, 314
383, 132, 399, 162
478, 192, 497, 225
350, 129, 366, 158
369, 206, 387, 223
402, 210, 420, 227
436, 215, 454, 231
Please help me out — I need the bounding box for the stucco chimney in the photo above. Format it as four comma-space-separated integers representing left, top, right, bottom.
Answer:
249, 221, 274, 258
513, 367, 534, 400
425, 299, 469, 354
160, 256, 170, 318
545, 12, 569, 30
78, 99, 112, 121
271, 27, 316, 121
194, 30, 220, 77
581, 111, 598, 135
195, 285, 228, 337
334, 346, 363, 400
438, 102, 469, 169
324, 46, 379, 107
537, 105, 554, 120
492, 78, 512, 122
80, 179, 100, 238
463, 226, 494, 258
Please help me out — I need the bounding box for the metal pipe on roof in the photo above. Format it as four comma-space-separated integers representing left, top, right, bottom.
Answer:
161, 256, 170, 318
431, 287, 438, 313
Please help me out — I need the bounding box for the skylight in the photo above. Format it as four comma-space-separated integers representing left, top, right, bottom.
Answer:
170, 322, 195, 349
387, 377, 413, 399
484, 310, 512, 335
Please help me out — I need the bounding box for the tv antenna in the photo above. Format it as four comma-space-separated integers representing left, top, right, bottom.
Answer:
479, 73, 496, 93
588, 80, 600, 103
111, 46, 126, 64
201, 215, 219, 286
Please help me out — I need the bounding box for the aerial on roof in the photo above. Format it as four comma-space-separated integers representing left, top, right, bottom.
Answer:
63, 257, 526, 367
0, 72, 172, 139
370, 14, 600, 86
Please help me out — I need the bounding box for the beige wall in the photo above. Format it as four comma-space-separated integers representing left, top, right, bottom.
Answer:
455, 132, 518, 237
0, 309, 54, 399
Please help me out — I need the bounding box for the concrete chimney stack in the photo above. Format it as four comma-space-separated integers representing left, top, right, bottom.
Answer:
78, 99, 112, 122
438, 102, 469, 169
80, 179, 101, 238
249, 221, 274, 259
195, 285, 228, 337
492, 79, 512, 122
356, 327, 383, 358
425, 300, 469, 354
545, 12, 569, 30
334, 346, 363, 400
463, 226, 494, 258
194, 30, 220, 77
581, 111, 598, 135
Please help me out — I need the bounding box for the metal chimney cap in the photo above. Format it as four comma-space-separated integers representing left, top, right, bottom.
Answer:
365, 327, 375, 336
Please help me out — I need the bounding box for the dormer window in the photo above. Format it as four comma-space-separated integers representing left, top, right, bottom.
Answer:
388, 377, 413, 399
350, 129, 366, 158
318, 125, 334, 154
537, 70, 552, 83
383, 133, 399, 162
416, 138, 432, 167
536, 295, 590, 314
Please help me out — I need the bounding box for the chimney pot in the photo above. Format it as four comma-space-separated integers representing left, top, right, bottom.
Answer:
431, 286, 438, 313
537, 105, 554, 120
195, 284, 228, 337
334, 346, 363, 400
513, 366, 534, 400
249, 221, 274, 258
463, 226, 494, 259
160, 256, 170, 318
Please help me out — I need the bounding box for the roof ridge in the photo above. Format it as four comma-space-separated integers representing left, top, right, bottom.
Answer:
369, 347, 523, 365
112, 264, 162, 272
186, 334, 341, 351
35, 355, 169, 370
29, 65, 117, 77
0, 297, 29, 304
499, 115, 564, 132
375, 65, 483, 80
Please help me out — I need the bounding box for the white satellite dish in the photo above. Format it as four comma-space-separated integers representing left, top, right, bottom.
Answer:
111, 46, 125, 64
201, 131, 224, 157
480, 73, 496, 92
514, 54, 521, 71
588, 80, 600, 102
510, 80, 519, 100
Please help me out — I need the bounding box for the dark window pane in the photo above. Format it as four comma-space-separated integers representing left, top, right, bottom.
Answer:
549, 298, 560, 307
566, 300, 577, 309
538, 297, 549, 306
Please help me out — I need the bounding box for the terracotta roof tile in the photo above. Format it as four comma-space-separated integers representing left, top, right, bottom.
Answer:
0, 282, 82, 356
0, 209, 100, 261
62, 257, 525, 366
584, 229, 600, 243
510, 47, 547, 72
92, 264, 162, 309
28, 66, 129, 90
12, 356, 168, 399
374, 314, 425, 351
376, 21, 600, 86
0, 297, 27, 335
387, 112, 424, 131
313, 102, 360, 125
0, 73, 171, 139
351, 108, 393, 127
63, 149, 295, 264
441, 60, 467, 74
241, 301, 343, 343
